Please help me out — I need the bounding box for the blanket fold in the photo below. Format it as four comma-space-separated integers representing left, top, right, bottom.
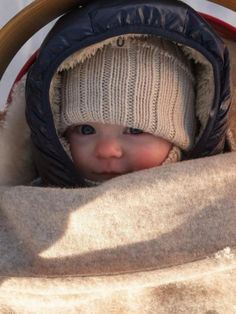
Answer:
1, 152, 236, 313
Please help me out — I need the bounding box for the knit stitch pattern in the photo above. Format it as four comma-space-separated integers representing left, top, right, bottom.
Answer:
61, 37, 195, 150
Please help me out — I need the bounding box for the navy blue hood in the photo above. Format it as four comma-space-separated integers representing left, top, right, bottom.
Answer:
25, 0, 231, 187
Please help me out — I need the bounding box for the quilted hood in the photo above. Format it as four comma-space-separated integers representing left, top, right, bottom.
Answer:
25, 0, 231, 187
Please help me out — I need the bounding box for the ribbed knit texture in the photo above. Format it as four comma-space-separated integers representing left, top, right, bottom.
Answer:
61, 37, 195, 150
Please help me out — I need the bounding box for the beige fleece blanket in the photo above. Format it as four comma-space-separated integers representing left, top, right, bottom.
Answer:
1, 152, 236, 313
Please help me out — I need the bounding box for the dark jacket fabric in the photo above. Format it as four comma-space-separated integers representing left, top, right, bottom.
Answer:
25, 0, 231, 187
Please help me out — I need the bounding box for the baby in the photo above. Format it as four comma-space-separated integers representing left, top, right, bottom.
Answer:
58, 37, 195, 185
66, 122, 172, 182
25, 1, 230, 188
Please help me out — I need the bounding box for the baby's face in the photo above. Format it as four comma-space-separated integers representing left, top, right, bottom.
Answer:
67, 122, 172, 182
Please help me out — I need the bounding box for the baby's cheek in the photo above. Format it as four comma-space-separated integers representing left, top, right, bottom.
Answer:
131, 148, 167, 171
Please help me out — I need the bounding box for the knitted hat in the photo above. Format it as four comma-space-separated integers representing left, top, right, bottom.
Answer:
60, 37, 196, 150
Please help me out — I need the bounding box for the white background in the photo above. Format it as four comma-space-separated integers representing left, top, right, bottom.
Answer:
0, 0, 235, 110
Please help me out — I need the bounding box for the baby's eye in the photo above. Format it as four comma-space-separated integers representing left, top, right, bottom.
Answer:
75, 124, 96, 135
126, 127, 144, 135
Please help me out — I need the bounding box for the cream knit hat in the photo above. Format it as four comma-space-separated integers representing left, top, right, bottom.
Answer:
60, 37, 196, 150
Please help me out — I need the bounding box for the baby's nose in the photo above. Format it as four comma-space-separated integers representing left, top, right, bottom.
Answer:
95, 138, 123, 159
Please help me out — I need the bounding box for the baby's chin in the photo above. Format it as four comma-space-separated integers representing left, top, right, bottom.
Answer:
83, 172, 122, 187
87, 171, 123, 182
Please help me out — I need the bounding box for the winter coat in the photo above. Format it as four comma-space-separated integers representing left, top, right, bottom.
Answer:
25, 0, 232, 187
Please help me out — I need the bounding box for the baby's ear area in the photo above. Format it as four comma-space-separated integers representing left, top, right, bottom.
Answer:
0, 76, 36, 186
161, 146, 182, 165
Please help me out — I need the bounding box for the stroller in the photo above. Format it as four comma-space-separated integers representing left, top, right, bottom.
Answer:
0, 0, 236, 312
